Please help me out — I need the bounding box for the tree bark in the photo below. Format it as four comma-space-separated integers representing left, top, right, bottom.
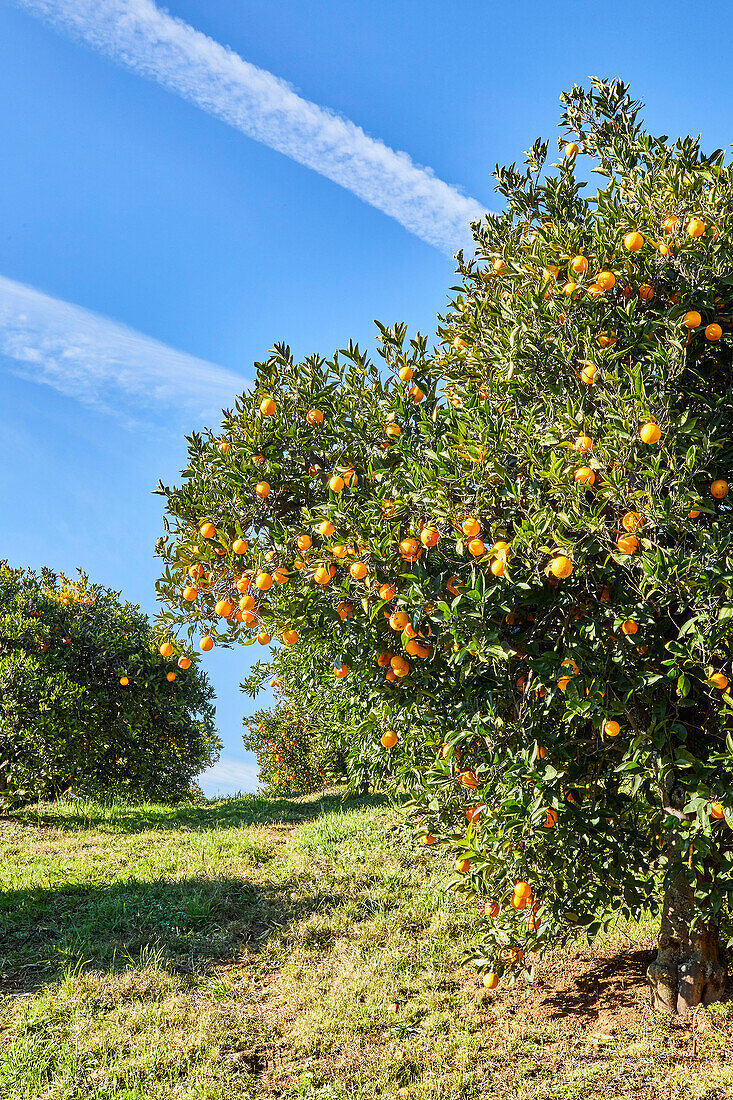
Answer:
647, 770, 727, 1013
647, 868, 727, 1013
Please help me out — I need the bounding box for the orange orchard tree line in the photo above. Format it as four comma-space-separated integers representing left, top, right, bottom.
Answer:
0, 562, 220, 805
156, 80, 733, 1013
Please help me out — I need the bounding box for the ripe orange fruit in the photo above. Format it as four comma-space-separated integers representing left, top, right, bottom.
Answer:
687, 217, 706, 238
379, 583, 397, 602
260, 397, 276, 416
462, 517, 481, 537
621, 619, 638, 635
297, 534, 312, 552
273, 569, 289, 584
683, 310, 701, 329
709, 672, 729, 690
706, 323, 722, 341
639, 284, 654, 301
662, 214, 679, 232
313, 566, 332, 586
598, 331, 616, 348
571, 255, 588, 274
604, 720, 620, 737
182, 585, 198, 602
329, 475, 345, 493
639, 422, 661, 445
550, 556, 573, 579
232, 538, 248, 555
580, 365, 596, 385
399, 365, 414, 382
283, 629, 299, 645
408, 385, 425, 403
596, 271, 616, 290
200, 636, 214, 652
215, 599, 233, 618
543, 809, 558, 828
484, 901, 500, 918
622, 511, 643, 532
389, 611, 409, 631
350, 561, 368, 580
514, 881, 532, 900
466, 804, 483, 823
459, 771, 479, 790
385, 423, 401, 438
255, 482, 270, 499
563, 281, 577, 296
399, 538, 421, 561
306, 408, 324, 425
711, 480, 729, 499
490, 558, 506, 577
623, 231, 644, 251
377, 651, 393, 667
455, 858, 472, 874
493, 257, 507, 273
166, 671, 176, 682
199, 522, 216, 539
119, 676, 129, 686
617, 534, 638, 555
483, 972, 499, 990
317, 520, 335, 537
381, 729, 398, 748
421, 527, 439, 547
333, 664, 349, 678
574, 434, 592, 453
423, 834, 437, 845
337, 602, 353, 620
178, 656, 191, 669
574, 466, 595, 485
711, 801, 725, 819
218, 441, 230, 454
236, 576, 252, 594
255, 572, 273, 591
159, 641, 174, 658
468, 538, 485, 557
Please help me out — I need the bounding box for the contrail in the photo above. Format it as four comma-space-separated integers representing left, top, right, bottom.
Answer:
0, 274, 245, 424
14, 0, 486, 254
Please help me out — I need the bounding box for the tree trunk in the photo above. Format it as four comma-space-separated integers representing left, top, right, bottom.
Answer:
647, 768, 727, 1012
647, 868, 727, 1013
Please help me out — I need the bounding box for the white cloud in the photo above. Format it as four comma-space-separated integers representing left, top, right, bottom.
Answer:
198, 757, 260, 797
16, 0, 487, 255
0, 274, 246, 425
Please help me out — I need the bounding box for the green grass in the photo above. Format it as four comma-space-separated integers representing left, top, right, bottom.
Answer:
1, 791, 732, 1099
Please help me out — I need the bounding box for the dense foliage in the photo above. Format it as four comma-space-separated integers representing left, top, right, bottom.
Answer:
0, 562, 220, 805
157, 80, 733, 1011
242, 643, 352, 795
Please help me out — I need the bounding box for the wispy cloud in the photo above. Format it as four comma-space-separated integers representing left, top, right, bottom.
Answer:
0, 274, 245, 425
198, 758, 260, 797
15, 0, 486, 255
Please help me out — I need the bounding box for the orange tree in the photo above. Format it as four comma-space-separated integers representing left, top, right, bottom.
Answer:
242, 642, 353, 795
156, 80, 733, 1013
0, 562, 219, 805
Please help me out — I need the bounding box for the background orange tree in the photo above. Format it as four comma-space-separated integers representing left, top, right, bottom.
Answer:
0, 562, 219, 805
156, 79, 733, 1013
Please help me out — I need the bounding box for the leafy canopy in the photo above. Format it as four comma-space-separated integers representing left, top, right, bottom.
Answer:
157, 79, 733, 981
0, 562, 220, 805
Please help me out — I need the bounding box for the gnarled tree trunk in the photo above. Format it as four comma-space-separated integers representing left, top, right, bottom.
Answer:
647, 770, 727, 1013
647, 867, 726, 1013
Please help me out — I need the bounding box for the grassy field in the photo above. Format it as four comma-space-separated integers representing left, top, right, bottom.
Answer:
1, 791, 732, 1100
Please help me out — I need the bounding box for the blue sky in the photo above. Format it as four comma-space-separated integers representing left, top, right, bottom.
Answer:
2, 0, 733, 795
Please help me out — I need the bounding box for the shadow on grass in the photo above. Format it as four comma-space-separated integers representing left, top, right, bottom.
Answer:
0, 868, 375, 996
6, 790, 391, 834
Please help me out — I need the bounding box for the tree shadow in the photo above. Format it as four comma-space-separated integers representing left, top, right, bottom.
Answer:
0, 869, 373, 996
5, 790, 391, 834
531, 949, 655, 1025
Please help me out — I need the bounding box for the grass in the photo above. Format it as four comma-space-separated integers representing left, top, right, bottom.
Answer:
1, 791, 732, 1099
